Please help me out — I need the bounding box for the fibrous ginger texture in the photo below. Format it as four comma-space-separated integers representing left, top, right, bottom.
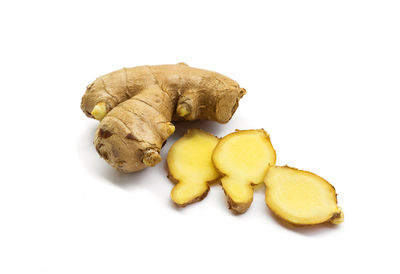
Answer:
264, 166, 344, 225
81, 63, 245, 172
212, 129, 276, 214
167, 129, 219, 207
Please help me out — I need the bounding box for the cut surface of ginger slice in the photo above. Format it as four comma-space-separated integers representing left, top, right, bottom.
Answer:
212, 129, 276, 214
167, 129, 220, 206
264, 166, 344, 225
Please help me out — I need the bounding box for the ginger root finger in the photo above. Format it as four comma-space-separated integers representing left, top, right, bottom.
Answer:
82, 63, 245, 172
176, 103, 191, 118
167, 129, 220, 207
212, 129, 276, 214
95, 85, 174, 172
91, 102, 107, 121
264, 166, 344, 225
143, 148, 162, 167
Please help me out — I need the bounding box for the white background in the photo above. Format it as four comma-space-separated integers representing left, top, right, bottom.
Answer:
1, 1, 399, 273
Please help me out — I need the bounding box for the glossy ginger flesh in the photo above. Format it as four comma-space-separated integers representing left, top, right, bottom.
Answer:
167, 129, 219, 206
265, 166, 344, 225
212, 130, 276, 213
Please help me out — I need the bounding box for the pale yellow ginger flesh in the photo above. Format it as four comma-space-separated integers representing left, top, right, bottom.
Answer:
264, 166, 344, 225
176, 104, 190, 117
212, 129, 276, 214
91, 102, 107, 121
167, 129, 220, 206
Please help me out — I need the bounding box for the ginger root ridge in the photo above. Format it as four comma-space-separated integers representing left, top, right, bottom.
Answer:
81, 64, 245, 172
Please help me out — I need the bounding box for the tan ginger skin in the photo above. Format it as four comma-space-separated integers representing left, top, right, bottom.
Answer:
81, 63, 246, 173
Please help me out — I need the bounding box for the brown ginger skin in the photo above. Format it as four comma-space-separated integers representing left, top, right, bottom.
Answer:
224, 191, 253, 215
81, 63, 246, 172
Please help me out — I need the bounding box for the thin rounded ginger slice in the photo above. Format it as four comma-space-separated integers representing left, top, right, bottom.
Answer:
264, 166, 344, 225
167, 129, 220, 207
212, 129, 276, 214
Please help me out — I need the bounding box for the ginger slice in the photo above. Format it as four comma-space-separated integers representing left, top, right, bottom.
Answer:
212, 129, 276, 214
167, 129, 220, 207
264, 166, 344, 225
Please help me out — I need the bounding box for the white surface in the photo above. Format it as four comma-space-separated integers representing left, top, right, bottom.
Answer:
1, 1, 399, 273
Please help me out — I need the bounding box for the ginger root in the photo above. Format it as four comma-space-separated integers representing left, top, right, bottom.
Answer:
81, 63, 245, 172
167, 129, 219, 207
212, 129, 276, 214
264, 166, 344, 225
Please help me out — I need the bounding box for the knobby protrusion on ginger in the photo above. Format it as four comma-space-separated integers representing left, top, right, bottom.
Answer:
81, 63, 245, 172
143, 148, 162, 167
166, 122, 175, 136
91, 102, 107, 121
176, 103, 190, 117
